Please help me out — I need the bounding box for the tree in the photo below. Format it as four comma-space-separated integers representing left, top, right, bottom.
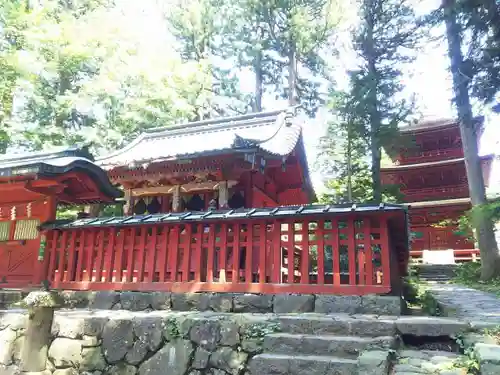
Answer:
346, 0, 420, 202
442, 0, 500, 280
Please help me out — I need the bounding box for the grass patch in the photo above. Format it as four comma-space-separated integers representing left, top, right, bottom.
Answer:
452, 262, 500, 297
403, 266, 441, 316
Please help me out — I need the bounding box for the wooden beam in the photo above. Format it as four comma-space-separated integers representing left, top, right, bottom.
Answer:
131, 180, 238, 197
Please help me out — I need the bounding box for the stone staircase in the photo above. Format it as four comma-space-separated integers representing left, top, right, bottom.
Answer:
248, 314, 398, 375
416, 264, 457, 282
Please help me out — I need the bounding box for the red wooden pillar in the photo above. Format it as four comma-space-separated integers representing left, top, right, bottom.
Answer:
33, 196, 58, 286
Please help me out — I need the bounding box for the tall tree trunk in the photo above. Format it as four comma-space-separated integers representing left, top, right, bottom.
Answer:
444, 0, 500, 280
288, 43, 297, 106
254, 49, 263, 112
364, 0, 382, 203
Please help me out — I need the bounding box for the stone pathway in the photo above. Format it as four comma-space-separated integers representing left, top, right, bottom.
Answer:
391, 349, 467, 375
426, 283, 500, 325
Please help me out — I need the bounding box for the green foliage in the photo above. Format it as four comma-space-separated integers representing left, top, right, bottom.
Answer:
242, 322, 281, 343
452, 261, 500, 296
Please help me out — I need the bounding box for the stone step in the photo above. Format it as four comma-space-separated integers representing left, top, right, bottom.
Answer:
277, 314, 397, 337
247, 353, 358, 375
263, 333, 396, 359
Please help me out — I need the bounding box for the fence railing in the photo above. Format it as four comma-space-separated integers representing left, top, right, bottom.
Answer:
43, 208, 403, 295
409, 249, 480, 264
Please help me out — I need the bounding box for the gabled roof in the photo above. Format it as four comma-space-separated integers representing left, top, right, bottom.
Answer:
0, 146, 122, 201
399, 116, 484, 134
97, 108, 304, 169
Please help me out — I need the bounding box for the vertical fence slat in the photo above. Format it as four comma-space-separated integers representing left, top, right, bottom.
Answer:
85, 230, 96, 282
181, 225, 192, 282
56, 231, 68, 284
219, 224, 227, 283
65, 231, 77, 282
300, 220, 309, 284
207, 224, 215, 283
74, 231, 85, 282
94, 229, 106, 282
272, 223, 281, 283
126, 229, 136, 282
104, 228, 116, 283
114, 230, 125, 282
380, 217, 391, 287
158, 227, 168, 282
47, 231, 59, 282
348, 218, 356, 286
259, 221, 266, 284
147, 226, 158, 282
232, 224, 240, 283
193, 224, 202, 283
245, 224, 253, 283
287, 222, 294, 284
364, 218, 373, 285
137, 227, 148, 282
317, 220, 325, 285
332, 219, 340, 286
168, 227, 179, 281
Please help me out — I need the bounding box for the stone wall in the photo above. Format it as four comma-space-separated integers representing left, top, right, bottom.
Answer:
0, 309, 281, 375
55, 291, 401, 315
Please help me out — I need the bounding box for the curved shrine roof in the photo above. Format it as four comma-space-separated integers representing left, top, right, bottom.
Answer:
97, 108, 304, 169
0, 146, 122, 202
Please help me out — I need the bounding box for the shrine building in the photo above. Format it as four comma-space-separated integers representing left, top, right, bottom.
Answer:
0, 108, 409, 297
381, 117, 495, 262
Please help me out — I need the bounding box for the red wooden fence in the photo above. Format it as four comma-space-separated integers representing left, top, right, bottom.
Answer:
44, 213, 395, 295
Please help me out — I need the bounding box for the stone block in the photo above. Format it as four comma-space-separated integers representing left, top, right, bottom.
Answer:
132, 317, 163, 352
233, 294, 273, 313
53, 369, 78, 375
171, 293, 210, 311
357, 350, 390, 375
361, 295, 401, 315
83, 316, 109, 337
273, 294, 314, 313
59, 291, 89, 308
0, 329, 16, 365
80, 347, 106, 371
314, 295, 362, 314
209, 293, 233, 312
138, 339, 193, 375
21, 306, 54, 372
190, 320, 221, 351
192, 347, 210, 369
88, 291, 120, 310
150, 292, 171, 310
22, 291, 63, 309
0, 313, 27, 331
209, 347, 248, 375
52, 316, 85, 338
107, 364, 137, 375
475, 343, 500, 375
102, 319, 134, 363
395, 316, 469, 337
219, 320, 240, 346
120, 292, 152, 311
48, 338, 83, 368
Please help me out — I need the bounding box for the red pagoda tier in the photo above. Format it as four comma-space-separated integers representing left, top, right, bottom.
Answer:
97, 108, 315, 215
381, 117, 495, 257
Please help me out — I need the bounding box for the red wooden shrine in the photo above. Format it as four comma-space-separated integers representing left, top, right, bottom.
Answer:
96, 109, 315, 215
0, 147, 121, 288
0, 109, 409, 295
381, 118, 494, 259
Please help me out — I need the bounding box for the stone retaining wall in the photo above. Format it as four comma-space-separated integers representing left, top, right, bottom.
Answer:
0, 309, 282, 375
55, 291, 402, 315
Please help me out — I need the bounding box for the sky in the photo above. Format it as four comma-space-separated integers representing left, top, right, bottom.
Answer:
93, 0, 500, 194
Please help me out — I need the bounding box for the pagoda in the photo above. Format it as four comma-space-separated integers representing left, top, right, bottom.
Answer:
381, 118, 495, 254
97, 108, 315, 214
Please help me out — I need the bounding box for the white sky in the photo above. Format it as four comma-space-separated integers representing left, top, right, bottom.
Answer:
114, 0, 500, 194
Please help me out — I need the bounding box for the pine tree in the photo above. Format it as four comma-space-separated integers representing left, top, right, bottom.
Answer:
347, 0, 421, 202
442, 0, 500, 280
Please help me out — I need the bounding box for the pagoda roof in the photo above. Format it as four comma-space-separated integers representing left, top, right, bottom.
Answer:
399, 116, 484, 134
0, 146, 122, 202
380, 154, 495, 171
97, 108, 304, 169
